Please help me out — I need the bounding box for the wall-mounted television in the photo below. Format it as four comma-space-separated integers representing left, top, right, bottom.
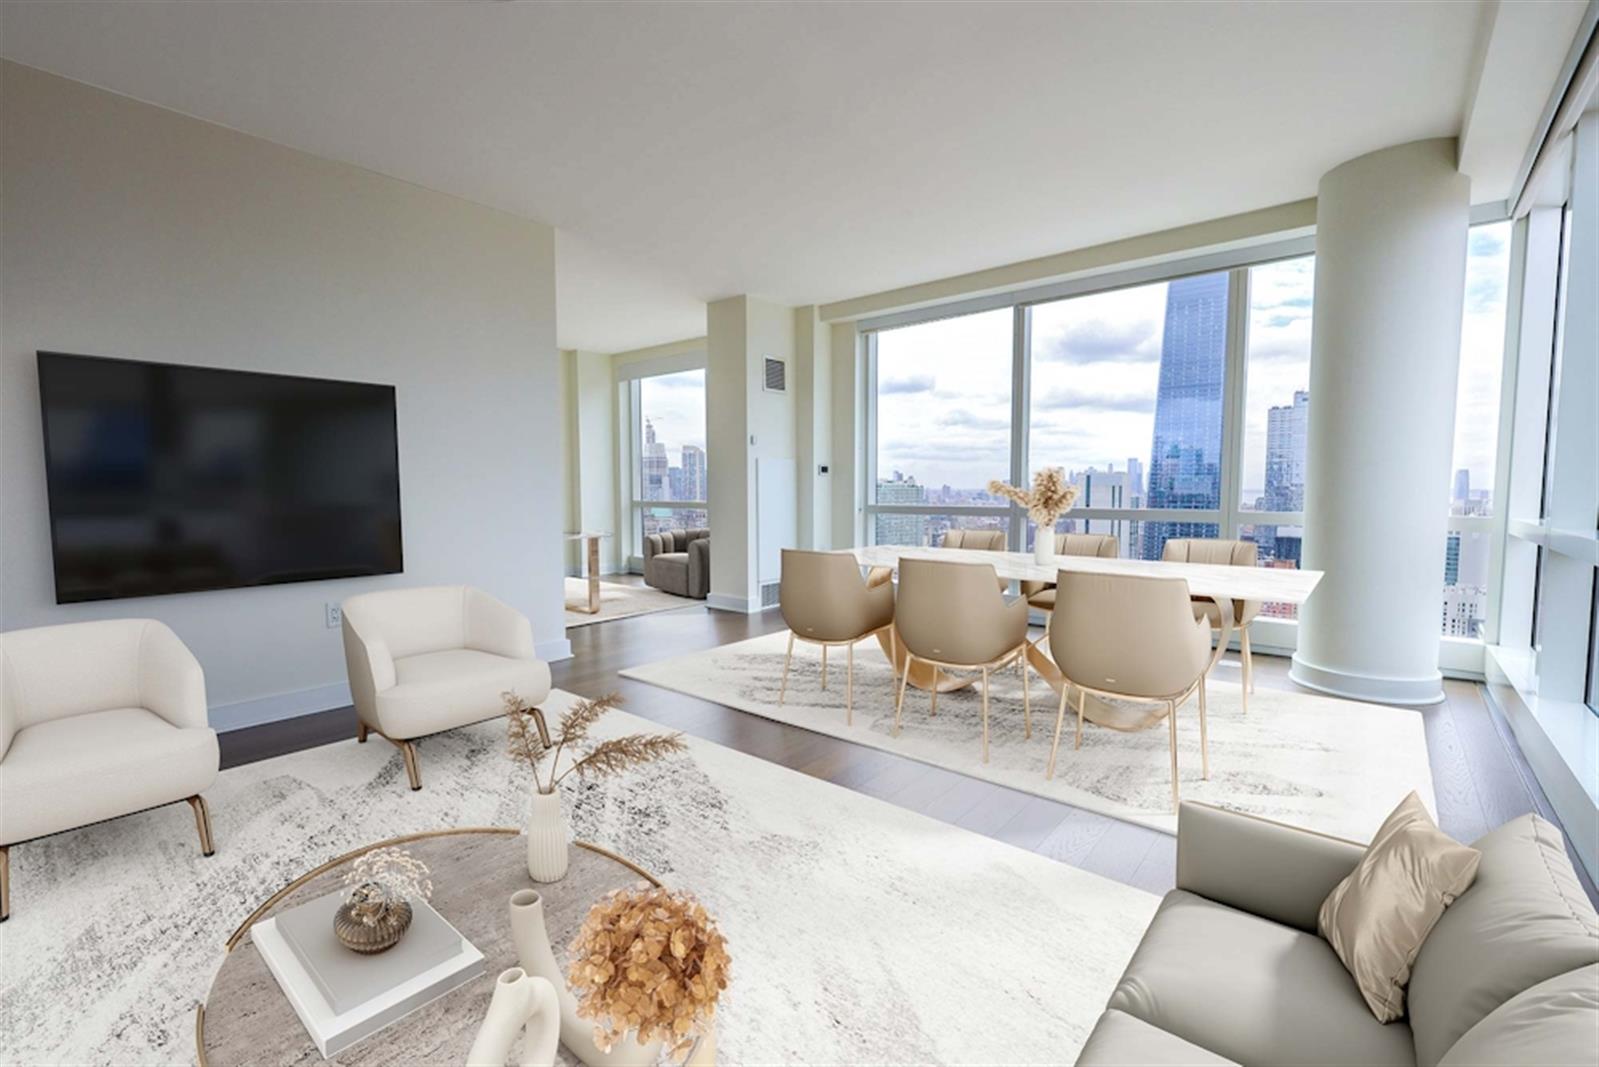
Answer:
38, 352, 403, 604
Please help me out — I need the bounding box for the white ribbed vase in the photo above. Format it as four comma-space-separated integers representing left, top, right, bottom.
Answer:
1034, 537, 1054, 566
525, 789, 569, 883
508, 889, 664, 1067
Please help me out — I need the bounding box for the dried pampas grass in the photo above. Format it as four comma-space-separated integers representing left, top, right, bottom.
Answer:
988, 467, 1079, 529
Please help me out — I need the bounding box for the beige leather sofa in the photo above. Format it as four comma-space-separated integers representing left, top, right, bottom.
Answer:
0, 619, 220, 920
1078, 802, 1599, 1066
644, 528, 710, 599
342, 586, 551, 790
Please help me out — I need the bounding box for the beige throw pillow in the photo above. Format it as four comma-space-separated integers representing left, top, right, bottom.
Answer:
1319, 791, 1481, 1022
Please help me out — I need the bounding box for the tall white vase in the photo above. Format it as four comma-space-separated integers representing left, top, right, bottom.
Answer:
466, 968, 561, 1067
1034, 536, 1054, 566
508, 889, 664, 1067
525, 790, 569, 883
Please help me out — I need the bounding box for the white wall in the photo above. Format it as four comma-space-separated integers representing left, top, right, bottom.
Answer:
0, 61, 565, 729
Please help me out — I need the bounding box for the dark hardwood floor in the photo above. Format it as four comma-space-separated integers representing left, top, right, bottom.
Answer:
221, 585, 1598, 904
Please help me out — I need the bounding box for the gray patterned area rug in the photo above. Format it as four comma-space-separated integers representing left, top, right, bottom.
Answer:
620, 631, 1436, 842
0, 694, 1157, 1066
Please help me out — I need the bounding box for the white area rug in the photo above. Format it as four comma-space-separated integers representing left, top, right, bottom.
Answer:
0, 693, 1157, 1065
564, 578, 691, 627
621, 631, 1437, 842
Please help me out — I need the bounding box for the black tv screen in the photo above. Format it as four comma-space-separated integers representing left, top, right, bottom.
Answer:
38, 352, 403, 603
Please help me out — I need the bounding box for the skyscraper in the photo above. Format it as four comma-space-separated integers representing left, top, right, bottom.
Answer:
1141, 273, 1229, 559
1453, 468, 1470, 505
1265, 390, 1310, 511
680, 444, 707, 501
875, 474, 927, 545
642, 418, 669, 501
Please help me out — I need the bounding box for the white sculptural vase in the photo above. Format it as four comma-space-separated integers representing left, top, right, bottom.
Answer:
525, 790, 569, 883
466, 967, 561, 1067
508, 889, 665, 1067
1034, 535, 1054, 566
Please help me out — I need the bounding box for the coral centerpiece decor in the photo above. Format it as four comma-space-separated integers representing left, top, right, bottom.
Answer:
333, 846, 433, 953
568, 887, 731, 1063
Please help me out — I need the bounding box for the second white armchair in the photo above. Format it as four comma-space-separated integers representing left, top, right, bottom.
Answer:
341, 586, 551, 791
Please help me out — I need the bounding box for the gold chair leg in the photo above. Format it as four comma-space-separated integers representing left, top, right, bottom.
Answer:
1167, 700, 1180, 813
400, 740, 422, 791
820, 645, 828, 690
779, 631, 795, 706
894, 653, 913, 736
1047, 684, 1070, 779
1075, 686, 1086, 750
357, 720, 369, 743
980, 667, 991, 764
929, 679, 939, 718
0, 845, 9, 922
1242, 623, 1254, 702
186, 795, 216, 857
1198, 676, 1211, 780
846, 642, 854, 726
1021, 648, 1031, 739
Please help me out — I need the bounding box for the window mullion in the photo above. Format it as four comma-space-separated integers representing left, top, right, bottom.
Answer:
1010, 304, 1031, 551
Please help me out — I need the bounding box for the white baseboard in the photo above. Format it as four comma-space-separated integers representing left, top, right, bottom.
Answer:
537, 638, 573, 662
212, 640, 572, 733
210, 682, 352, 733
706, 593, 754, 613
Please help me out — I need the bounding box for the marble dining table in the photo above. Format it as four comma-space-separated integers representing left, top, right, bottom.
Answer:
845, 544, 1324, 728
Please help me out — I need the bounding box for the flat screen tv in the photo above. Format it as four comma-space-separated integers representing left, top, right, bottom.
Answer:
38, 352, 403, 604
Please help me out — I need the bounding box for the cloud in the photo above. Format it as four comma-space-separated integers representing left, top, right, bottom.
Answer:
1034, 384, 1155, 413
1265, 312, 1304, 329
1035, 318, 1161, 364
1465, 271, 1506, 315
938, 409, 1011, 431
879, 373, 935, 395
645, 370, 705, 389
1469, 228, 1505, 258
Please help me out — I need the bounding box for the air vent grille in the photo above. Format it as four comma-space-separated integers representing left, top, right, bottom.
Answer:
760, 581, 781, 608
763, 357, 787, 393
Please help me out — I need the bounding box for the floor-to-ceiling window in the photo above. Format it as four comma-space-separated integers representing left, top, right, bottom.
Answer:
871, 307, 1011, 547
632, 368, 708, 543
864, 227, 1513, 643
1443, 221, 1512, 639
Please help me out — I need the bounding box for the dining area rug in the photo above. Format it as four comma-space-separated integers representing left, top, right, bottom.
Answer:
620, 631, 1437, 842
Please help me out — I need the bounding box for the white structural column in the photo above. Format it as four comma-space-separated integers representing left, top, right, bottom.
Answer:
1290, 139, 1470, 706
705, 295, 797, 612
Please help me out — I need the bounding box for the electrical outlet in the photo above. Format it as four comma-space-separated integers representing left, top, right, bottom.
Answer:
325, 602, 342, 629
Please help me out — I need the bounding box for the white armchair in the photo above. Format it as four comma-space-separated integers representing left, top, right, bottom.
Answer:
341, 586, 551, 791
0, 619, 220, 921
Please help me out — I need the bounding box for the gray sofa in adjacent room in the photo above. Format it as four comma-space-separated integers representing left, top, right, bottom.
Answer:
643, 527, 710, 599
1077, 802, 1598, 1066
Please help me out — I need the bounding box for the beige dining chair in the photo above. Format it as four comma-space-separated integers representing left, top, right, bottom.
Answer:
1162, 538, 1262, 711
1021, 532, 1120, 610
893, 557, 1031, 761
1047, 571, 1232, 812
777, 549, 896, 724
940, 528, 1009, 592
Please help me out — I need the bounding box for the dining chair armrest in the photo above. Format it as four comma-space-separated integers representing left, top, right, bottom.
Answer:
865, 566, 894, 590
1202, 595, 1234, 674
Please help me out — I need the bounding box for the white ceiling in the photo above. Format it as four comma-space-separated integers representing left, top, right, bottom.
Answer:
0, 1, 1573, 353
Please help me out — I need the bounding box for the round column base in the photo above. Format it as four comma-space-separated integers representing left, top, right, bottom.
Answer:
1289, 653, 1445, 707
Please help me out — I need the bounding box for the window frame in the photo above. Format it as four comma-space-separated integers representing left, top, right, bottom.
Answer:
620, 365, 709, 563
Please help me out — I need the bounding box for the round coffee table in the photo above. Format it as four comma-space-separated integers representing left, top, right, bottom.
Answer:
197, 828, 658, 1066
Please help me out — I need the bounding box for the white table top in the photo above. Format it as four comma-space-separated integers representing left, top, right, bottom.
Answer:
848, 544, 1323, 605
563, 531, 610, 541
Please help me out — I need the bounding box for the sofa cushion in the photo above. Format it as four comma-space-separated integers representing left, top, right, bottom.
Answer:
1436, 963, 1599, 1066
1076, 1009, 1237, 1066
1407, 814, 1599, 1065
1318, 791, 1482, 1022
1106, 890, 1415, 1067
0, 707, 219, 844
375, 649, 551, 739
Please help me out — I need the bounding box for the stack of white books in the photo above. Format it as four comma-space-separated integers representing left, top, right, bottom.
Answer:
252, 890, 486, 1058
